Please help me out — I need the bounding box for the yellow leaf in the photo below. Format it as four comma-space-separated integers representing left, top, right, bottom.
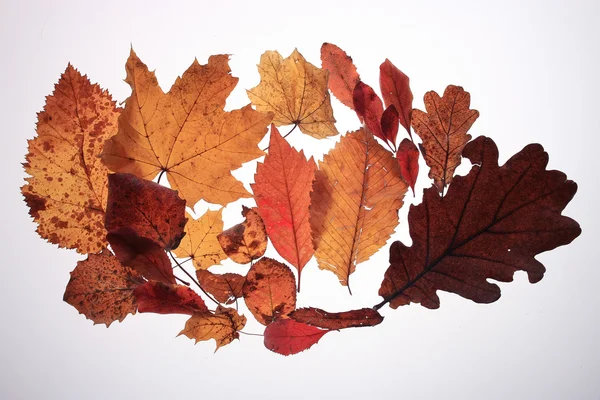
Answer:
179, 306, 246, 350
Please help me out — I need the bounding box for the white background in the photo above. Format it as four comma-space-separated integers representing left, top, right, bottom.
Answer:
1, 0, 598, 399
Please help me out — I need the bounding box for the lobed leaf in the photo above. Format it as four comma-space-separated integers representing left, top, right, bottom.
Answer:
179, 305, 246, 351
172, 210, 227, 270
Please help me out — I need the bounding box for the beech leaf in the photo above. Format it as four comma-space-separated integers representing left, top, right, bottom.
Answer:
353, 82, 385, 142
379, 59, 413, 135
196, 270, 245, 305
172, 210, 227, 270
378, 137, 581, 309
290, 307, 383, 330
397, 138, 420, 196
217, 206, 267, 264
252, 125, 316, 290
247, 49, 338, 139
264, 319, 329, 356
320, 43, 361, 109
179, 305, 246, 351
133, 281, 208, 315
22, 65, 120, 254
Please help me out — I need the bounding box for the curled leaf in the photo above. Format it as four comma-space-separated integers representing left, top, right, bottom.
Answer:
290, 307, 383, 330
217, 206, 267, 264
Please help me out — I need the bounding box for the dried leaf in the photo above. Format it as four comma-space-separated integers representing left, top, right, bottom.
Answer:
217, 207, 267, 264
22, 65, 120, 254
252, 125, 316, 290
264, 319, 329, 356
379, 59, 413, 135
381, 105, 400, 146
63, 250, 143, 326
320, 43, 360, 109
411, 85, 479, 193
397, 138, 420, 196
179, 305, 246, 350
311, 129, 408, 290
105, 173, 187, 251
196, 270, 245, 305
107, 227, 175, 284
172, 210, 227, 270
247, 49, 338, 139
133, 281, 208, 315
243, 257, 297, 325
379, 137, 581, 309
290, 307, 383, 330
101, 49, 272, 206
353, 82, 385, 142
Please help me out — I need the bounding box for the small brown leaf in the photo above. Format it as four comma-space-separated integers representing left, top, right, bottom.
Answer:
196, 270, 245, 305
179, 305, 246, 350
290, 307, 383, 330
217, 206, 267, 264
172, 210, 227, 270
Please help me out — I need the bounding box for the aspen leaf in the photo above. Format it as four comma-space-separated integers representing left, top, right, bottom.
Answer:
179, 306, 246, 350
243, 257, 297, 325
252, 125, 316, 290
217, 206, 267, 264
247, 49, 338, 139
101, 49, 273, 206
320, 43, 361, 109
411, 85, 479, 194
133, 282, 208, 315
196, 270, 245, 305
397, 138, 420, 196
378, 137, 581, 309
311, 128, 408, 291
63, 250, 143, 327
379, 59, 413, 136
290, 307, 383, 330
264, 319, 329, 356
22, 65, 120, 254
172, 210, 227, 270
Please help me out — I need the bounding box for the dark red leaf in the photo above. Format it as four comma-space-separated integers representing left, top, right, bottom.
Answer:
381, 104, 400, 146
105, 173, 187, 250
133, 281, 208, 315
397, 139, 420, 196
378, 136, 581, 309
290, 307, 383, 330
379, 59, 413, 136
264, 319, 329, 356
320, 43, 361, 109
353, 82, 385, 141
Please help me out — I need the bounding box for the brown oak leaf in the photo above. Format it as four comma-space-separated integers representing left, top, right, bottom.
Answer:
179, 305, 246, 351
22, 64, 120, 254
378, 136, 581, 309
196, 270, 245, 305
172, 210, 227, 270
217, 206, 267, 264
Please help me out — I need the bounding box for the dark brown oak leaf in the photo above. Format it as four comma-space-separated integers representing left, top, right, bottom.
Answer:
377, 136, 581, 310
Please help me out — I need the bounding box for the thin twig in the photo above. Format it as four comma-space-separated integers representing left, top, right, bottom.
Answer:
168, 251, 220, 307
262, 123, 298, 151
238, 331, 264, 337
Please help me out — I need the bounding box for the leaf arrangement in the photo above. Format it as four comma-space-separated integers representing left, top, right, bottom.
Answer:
22, 43, 581, 356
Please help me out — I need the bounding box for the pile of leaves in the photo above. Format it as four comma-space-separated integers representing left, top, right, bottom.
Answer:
21, 43, 581, 355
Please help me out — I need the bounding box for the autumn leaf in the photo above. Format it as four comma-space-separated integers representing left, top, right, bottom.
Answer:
320, 43, 360, 109
179, 305, 246, 350
397, 138, 420, 196
196, 270, 245, 305
63, 250, 143, 326
22, 65, 120, 254
252, 125, 316, 290
217, 206, 267, 264
105, 173, 187, 250
381, 105, 400, 147
101, 49, 272, 206
107, 228, 175, 284
377, 136, 581, 310
133, 281, 208, 315
264, 319, 329, 356
353, 82, 385, 142
379, 59, 413, 136
311, 128, 408, 291
243, 257, 296, 325
290, 307, 383, 330
172, 210, 226, 270
247, 49, 338, 139
411, 85, 479, 194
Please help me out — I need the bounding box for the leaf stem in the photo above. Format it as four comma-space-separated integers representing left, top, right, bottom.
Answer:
157, 169, 166, 185
262, 123, 298, 151
168, 251, 220, 307
238, 331, 264, 337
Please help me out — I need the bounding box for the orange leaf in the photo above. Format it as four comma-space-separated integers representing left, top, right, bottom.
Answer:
290, 307, 383, 330
217, 206, 267, 264
63, 250, 143, 327
243, 257, 296, 325
311, 129, 408, 291
133, 281, 208, 315
264, 319, 329, 356
101, 49, 272, 206
379, 59, 413, 135
196, 270, 245, 305
397, 138, 420, 196
179, 305, 246, 351
172, 209, 227, 270
252, 125, 316, 290
247, 49, 338, 139
353, 82, 385, 142
320, 43, 361, 109
22, 65, 120, 254
411, 85, 479, 194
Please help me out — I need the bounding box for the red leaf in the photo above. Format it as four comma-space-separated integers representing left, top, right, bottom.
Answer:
264, 319, 329, 356
133, 281, 208, 315
105, 173, 187, 250
290, 307, 383, 330
397, 139, 420, 196
107, 227, 175, 284
378, 136, 581, 309
352, 82, 385, 141
381, 104, 400, 146
252, 125, 316, 290
320, 43, 361, 109
379, 59, 413, 136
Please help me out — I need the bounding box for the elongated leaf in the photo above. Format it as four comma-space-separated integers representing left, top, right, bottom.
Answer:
353, 82, 385, 142
320, 43, 361, 109
379, 59, 413, 135
397, 138, 420, 196
290, 307, 383, 330
172, 210, 227, 270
